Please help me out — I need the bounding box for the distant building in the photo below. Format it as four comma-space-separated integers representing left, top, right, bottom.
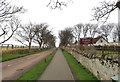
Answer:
93, 36, 108, 46
74, 36, 120, 46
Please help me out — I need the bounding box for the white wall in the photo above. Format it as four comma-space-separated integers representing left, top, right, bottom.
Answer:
94, 38, 108, 46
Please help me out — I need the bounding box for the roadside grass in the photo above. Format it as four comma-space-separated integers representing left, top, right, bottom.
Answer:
15, 50, 56, 80
1, 48, 47, 62
62, 49, 98, 80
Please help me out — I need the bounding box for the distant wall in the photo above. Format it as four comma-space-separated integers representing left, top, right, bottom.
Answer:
65, 47, 119, 80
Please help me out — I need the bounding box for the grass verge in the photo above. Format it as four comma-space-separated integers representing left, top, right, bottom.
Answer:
62, 49, 98, 80
1, 48, 47, 62
15, 50, 56, 80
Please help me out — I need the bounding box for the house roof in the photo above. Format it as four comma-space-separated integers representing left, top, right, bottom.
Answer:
111, 74, 119, 81
93, 36, 108, 44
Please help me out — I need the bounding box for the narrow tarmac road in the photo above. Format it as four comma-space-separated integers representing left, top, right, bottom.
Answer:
38, 49, 74, 80
2, 48, 55, 80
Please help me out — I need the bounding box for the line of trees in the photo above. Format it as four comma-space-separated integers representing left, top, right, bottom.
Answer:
59, 28, 73, 47
0, 0, 119, 48
15, 23, 56, 49
59, 23, 119, 47
0, 0, 56, 49
51, 0, 120, 43
92, 0, 120, 42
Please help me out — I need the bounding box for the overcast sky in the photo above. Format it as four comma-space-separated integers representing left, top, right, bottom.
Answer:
3, 0, 119, 46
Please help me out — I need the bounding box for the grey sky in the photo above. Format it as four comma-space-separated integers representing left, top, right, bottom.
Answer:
2, 0, 118, 46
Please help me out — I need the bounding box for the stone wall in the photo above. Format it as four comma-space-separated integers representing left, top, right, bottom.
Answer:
65, 47, 119, 80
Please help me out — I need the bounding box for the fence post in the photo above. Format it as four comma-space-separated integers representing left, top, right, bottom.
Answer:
7, 44, 9, 50
45, 58, 47, 63
12, 45, 14, 49
102, 46, 104, 55
108, 46, 109, 54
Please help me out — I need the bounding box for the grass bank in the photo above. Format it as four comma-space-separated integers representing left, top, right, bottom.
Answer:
62, 49, 98, 80
1, 48, 48, 62
15, 50, 56, 80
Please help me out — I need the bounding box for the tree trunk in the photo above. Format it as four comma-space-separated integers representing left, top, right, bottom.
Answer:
39, 42, 42, 48
118, 27, 120, 42
37, 40, 42, 49
118, 35, 120, 42
29, 41, 32, 50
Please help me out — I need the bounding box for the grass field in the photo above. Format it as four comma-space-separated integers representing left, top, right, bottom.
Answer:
1, 47, 39, 54
1, 48, 47, 62
1, 47, 28, 52
16, 50, 55, 80
62, 49, 98, 80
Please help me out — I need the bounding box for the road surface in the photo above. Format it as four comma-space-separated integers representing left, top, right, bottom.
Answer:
38, 49, 74, 80
2, 48, 55, 80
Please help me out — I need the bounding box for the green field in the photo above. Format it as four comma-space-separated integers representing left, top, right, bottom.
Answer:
63, 49, 98, 80
1, 48, 47, 62
16, 50, 55, 80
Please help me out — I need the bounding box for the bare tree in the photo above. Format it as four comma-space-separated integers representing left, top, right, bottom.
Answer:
82, 24, 90, 37
72, 23, 83, 43
48, 34, 56, 47
33, 23, 55, 48
33, 23, 49, 48
0, 17, 20, 44
110, 24, 120, 42
118, 25, 120, 42
88, 24, 98, 38
99, 23, 114, 42
112, 28, 118, 42
42, 31, 56, 48
59, 28, 73, 47
115, 24, 120, 42
16, 23, 36, 49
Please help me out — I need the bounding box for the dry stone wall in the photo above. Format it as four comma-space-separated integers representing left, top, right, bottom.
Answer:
65, 47, 119, 80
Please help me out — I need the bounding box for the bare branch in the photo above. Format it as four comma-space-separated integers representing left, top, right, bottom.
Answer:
73, 23, 83, 42
0, 0, 25, 22
47, 0, 72, 9
99, 23, 114, 41
0, 26, 6, 37
0, 17, 20, 44
92, 1, 117, 23
14, 37, 28, 46
15, 23, 36, 49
